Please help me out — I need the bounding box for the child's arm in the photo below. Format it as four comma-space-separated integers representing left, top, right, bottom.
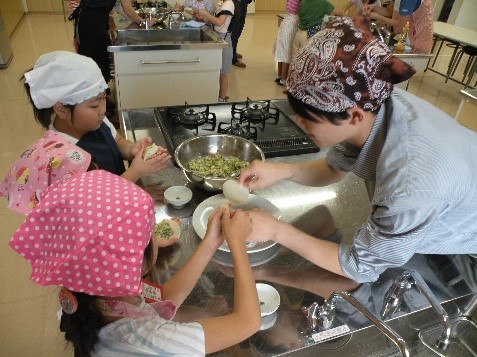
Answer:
196, 10, 228, 27
161, 207, 226, 306
197, 209, 261, 354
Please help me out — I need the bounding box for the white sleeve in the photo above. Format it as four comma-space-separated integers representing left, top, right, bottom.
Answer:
103, 117, 118, 139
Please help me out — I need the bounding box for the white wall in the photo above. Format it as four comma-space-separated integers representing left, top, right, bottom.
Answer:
454, 0, 477, 30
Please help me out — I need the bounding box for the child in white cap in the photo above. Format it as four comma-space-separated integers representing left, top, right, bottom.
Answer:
23, 51, 170, 183
10, 169, 260, 356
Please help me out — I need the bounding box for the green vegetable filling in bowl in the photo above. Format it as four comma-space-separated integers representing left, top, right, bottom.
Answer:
188, 153, 249, 178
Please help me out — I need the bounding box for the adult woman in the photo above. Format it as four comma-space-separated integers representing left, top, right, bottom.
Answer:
69, 0, 156, 82
9, 170, 261, 356
239, 16, 477, 284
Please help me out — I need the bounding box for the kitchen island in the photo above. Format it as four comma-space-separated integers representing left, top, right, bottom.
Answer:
122, 103, 477, 356
107, 13, 227, 111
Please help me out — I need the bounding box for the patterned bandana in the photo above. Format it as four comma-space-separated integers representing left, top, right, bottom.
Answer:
0, 131, 91, 215
9, 170, 155, 297
287, 16, 416, 112
24, 51, 108, 109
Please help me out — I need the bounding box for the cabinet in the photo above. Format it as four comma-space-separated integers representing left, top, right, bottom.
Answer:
112, 47, 223, 109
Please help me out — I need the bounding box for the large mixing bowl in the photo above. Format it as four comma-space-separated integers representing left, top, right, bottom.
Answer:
174, 134, 265, 191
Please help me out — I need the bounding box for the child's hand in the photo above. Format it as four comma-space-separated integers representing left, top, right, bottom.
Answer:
222, 208, 252, 249
203, 206, 227, 250
195, 9, 208, 21
128, 145, 171, 179
129, 137, 152, 159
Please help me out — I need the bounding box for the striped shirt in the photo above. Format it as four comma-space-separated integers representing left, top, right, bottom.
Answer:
327, 88, 477, 283
286, 0, 301, 14
92, 302, 205, 356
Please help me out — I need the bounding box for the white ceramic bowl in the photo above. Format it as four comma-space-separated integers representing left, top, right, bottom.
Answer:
164, 186, 193, 209
256, 283, 280, 317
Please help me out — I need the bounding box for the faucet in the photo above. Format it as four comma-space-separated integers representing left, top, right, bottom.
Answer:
370, 22, 391, 46
303, 291, 410, 357
381, 269, 451, 350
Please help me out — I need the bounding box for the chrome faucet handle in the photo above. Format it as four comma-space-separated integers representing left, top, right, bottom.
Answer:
302, 300, 336, 332
382, 269, 451, 350
304, 292, 410, 356
381, 275, 413, 319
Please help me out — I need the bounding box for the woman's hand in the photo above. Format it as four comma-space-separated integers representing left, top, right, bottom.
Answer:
202, 206, 227, 251
239, 160, 290, 191
222, 208, 252, 249
247, 208, 280, 243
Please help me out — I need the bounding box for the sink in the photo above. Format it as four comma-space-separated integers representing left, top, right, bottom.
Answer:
115, 28, 221, 45
419, 317, 477, 356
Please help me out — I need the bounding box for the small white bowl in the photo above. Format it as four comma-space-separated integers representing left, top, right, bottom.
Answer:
260, 311, 278, 330
256, 283, 280, 317
164, 186, 193, 209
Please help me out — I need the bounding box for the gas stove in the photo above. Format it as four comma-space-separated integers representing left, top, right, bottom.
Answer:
153, 99, 319, 158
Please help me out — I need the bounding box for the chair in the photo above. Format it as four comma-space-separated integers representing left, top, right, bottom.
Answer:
447, 45, 477, 88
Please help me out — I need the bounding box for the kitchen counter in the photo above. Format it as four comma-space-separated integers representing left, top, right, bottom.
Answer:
123, 105, 477, 356
107, 12, 227, 110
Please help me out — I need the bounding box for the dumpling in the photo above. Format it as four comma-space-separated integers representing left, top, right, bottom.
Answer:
144, 144, 159, 161
222, 179, 249, 205
154, 219, 181, 240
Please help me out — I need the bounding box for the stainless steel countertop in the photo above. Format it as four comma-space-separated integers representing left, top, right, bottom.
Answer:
107, 13, 227, 52
122, 107, 477, 356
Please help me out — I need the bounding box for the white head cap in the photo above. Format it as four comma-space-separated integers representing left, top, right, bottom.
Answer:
24, 51, 108, 109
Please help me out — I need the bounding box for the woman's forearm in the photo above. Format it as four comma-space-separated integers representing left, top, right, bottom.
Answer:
289, 158, 346, 187
274, 221, 346, 277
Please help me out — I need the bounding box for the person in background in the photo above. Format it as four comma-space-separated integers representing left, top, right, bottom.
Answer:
291, 0, 335, 65
239, 16, 477, 284
0, 130, 94, 215
273, 0, 300, 87
173, 0, 216, 16
23, 51, 170, 183
9, 169, 260, 356
363, 0, 434, 53
68, 0, 156, 83
196, 0, 235, 102
335, 0, 381, 16
230, 0, 251, 68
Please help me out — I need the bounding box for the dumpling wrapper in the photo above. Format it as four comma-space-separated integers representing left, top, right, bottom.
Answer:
144, 144, 160, 161
222, 179, 249, 205
155, 219, 181, 240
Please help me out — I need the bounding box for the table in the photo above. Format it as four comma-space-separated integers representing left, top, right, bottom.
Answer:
122, 107, 477, 356
427, 21, 477, 88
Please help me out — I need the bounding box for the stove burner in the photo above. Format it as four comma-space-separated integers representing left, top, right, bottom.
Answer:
232, 98, 279, 130
167, 104, 216, 134
218, 118, 257, 141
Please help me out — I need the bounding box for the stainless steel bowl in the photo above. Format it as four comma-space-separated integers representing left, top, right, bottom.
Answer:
174, 134, 265, 191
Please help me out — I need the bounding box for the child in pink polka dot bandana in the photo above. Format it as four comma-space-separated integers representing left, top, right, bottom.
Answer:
9, 170, 260, 356
0, 130, 93, 215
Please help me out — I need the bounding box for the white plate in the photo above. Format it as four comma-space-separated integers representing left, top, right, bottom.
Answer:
192, 194, 282, 252
256, 283, 280, 317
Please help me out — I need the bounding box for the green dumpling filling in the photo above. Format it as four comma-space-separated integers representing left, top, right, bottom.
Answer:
155, 220, 174, 239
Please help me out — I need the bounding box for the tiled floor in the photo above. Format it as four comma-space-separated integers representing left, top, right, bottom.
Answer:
0, 12, 476, 357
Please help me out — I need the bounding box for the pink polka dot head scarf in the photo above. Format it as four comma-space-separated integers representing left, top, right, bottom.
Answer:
0, 131, 91, 215
9, 170, 155, 297
287, 16, 416, 113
